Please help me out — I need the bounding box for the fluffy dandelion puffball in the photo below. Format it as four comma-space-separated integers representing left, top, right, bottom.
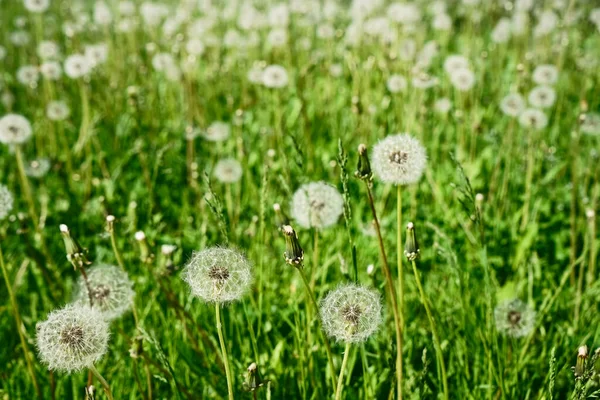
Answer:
46, 100, 71, 121
500, 93, 526, 117
73, 264, 135, 321
24, 0, 50, 13
0, 184, 14, 220
518, 108, 548, 130
183, 247, 253, 303
494, 298, 535, 338
262, 64, 289, 88
320, 284, 383, 343
290, 181, 344, 230
203, 121, 230, 142
36, 304, 110, 372
0, 113, 33, 144
371, 133, 427, 185
214, 158, 243, 183
25, 158, 51, 178
581, 113, 600, 136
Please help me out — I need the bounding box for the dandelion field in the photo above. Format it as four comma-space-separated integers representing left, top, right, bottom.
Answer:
1, 0, 600, 399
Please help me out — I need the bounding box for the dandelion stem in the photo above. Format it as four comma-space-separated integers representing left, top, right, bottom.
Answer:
410, 259, 448, 400
15, 145, 39, 226
109, 227, 126, 272
335, 342, 352, 400
89, 364, 114, 400
0, 245, 41, 398
397, 186, 404, 328
365, 183, 403, 400
297, 266, 338, 390
215, 303, 234, 400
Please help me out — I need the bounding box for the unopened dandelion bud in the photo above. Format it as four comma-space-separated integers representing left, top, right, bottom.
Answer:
243, 362, 266, 392
282, 225, 304, 266
366, 264, 375, 276
129, 336, 144, 359
134, 231, 151, 263
404, 222, 420, 261
586, 209, 595, 221
273, 203, 290, 229
105, 215, 115, 233
355, 143, 372, 181
59, 224, 90, 269
574, 345, 588, 378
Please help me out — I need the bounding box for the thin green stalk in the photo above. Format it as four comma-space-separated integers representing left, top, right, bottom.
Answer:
89, 364, 114, 400
216, 303, 234, 400
297, 266, 338, 390
15, 146, 39, 225
397, 186, 404, 325
0, 245, 41, 398
335, 343, 352, 400
410, 259, 448, 400
365, 183, 402, 400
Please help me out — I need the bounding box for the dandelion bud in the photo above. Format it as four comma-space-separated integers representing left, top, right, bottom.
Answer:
320, 284, 382, 343
355, 143, 372, 181
134, 231, 152, 263
282, 225, 304, 266
59, 224, 91, 269
73, 264, 135, 321
273, 203, 290, 229
129, 336, 144, 359
404, 222, 420, 261
574, 345, 588, 378
586, 209, 595, 221
366, 264, 375, 276
182, 247, 253, 303
243, 362, 266, 392
36, 304, 109, 373
105, 215, 116, 233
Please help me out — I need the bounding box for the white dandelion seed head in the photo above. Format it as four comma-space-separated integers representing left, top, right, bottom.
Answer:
134, 231, 145, 241
371, 134, 427, 185
25, 158, 51, 178
491, 18, 511, 43
386, 74, 407, 93
532, 65, 558, 86
581, 113, 600, 136
182, 247, 253, 303
40, 61, 62, 80
519, 108, 548, 130
0, 113, 33, 145
214, 158, 243, 184
434, 97, 452, 114
93, 1, 112, 26
443, 54, 470, 75
64, 54, 92, 79
247, 65, 264, 84
432, 13, 452, 31
387, 2, 421, 25
262, 65, 289, 89
450, 67, 476, 91
494, 298, 535, 338
46, 100, 70, 121
500, 93, 526, 117
161, 244, 177, 255
38, 40, 60, 60
16, 65, 39, 86
266, 28, 288, 48
185, 38, 205, 56
24, 0, 50, 13
0, 184, 14, 220
320, 284, 383, 344
203, 121, 230, 142
290, 181, 344, 230
528, 85, 556, 109
10, 31, 31, 47
73, 264, 135, 321
85, 43, 109, 68
36, 304, 110, 373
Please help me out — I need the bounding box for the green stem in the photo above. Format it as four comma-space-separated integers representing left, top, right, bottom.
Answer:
216, 303, 234, 400
0, 245, 41, 398
15, 146, 39, 226
109, 228, 126, 271
410, 259, 448, 400
335, 343, 352, 400
397, 186, 404, 328
89, 364, 114, 400
365, 183, 402, 399
297, 266, 338, 390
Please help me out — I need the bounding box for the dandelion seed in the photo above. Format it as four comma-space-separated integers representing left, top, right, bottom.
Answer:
290, 181, 344, 230
36, 304, 110, 372
16, 65, 40, 86
494, 298, 535, 338
203, 121, 230, 142
528, 85, 556, 109
40, 61, 62, 80
500, 93, 526, 117
182, 247, 253, 303
532, 65, 559, 85
46, 101, 71, 121
213, 158, 243, 183
25, 158, 51, 178
64, 54, 92, 79
262, 65, 289, 89
371, 133, 427, 185
73, 264, 135, 321
0, 184, 14, 220
320, 284, 382, 343
519, 108, 548, 130
24, 0, 50, 13
0, 113, 33, 145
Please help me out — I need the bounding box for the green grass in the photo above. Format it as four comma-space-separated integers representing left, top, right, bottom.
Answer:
1, 0, 600, 399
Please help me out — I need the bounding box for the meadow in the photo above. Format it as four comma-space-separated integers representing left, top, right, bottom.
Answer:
1, 0, 600, 399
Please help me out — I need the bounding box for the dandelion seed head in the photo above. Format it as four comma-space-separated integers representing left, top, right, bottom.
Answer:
494, 298, 535, 338
182, 247, 253, 303
36, 304, 109, 372
0, 184, 14, 220
214, 158, 243, 183
24, 0, 50, 13
46, 100, 71, 121
203, 121, 230, 142
371, 134, 427, 185
16, 65, 40, 86
73, 264, 135, 321
40, 61, 62, 80
528, 85, 556, 109
320, 284, 382, 343
532, 65, 558, 85
500, 93, 526, 117
262, 65, 289, 89
25, 158, 51, 178
0, 113, 33, 144
386, 74, 407, 93
290, 182, 344, 230
450, 67, 476, 91
580, 113, 600, 136
64, 54, 92, 79
519, 108, 548, 130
